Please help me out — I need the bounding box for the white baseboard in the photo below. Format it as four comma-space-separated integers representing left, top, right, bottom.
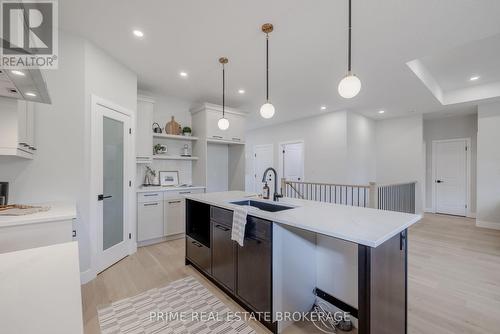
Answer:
424, 207, 434, 213
467, 211, 476, 219
80, 268, 96, 285
476, 220, 500, 230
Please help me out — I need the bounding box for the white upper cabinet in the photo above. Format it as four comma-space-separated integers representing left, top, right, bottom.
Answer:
225, 112, 245, 143
0, 98, 36, 159
136, 96, 154, 163
191, 103, 246, 143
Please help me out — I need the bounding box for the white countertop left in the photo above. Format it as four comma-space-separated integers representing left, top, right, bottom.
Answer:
0, 242, 83, 334
0, 202, 77, 228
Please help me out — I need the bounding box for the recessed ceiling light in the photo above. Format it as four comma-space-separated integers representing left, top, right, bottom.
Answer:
25, 92, 37, 97
469, 76, 480, 81
320, 106, 327, 110
11, 70, 25, 76
133, 30, 144, 38
179, 71, 188, 77
378, 110, 385, 114
238, 89, 245, 94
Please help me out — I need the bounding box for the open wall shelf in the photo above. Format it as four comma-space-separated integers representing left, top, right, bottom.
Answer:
153, 134, 199, 141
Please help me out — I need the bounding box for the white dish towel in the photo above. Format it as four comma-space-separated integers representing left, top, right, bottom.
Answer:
231, 206, 248, 247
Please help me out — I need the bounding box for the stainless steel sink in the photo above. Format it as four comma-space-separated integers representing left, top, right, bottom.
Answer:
230, 200, 294, 212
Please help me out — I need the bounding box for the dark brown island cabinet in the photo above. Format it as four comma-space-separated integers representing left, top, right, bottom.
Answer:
185, 199, 408, 334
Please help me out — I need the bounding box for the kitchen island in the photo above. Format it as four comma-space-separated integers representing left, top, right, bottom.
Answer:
184, 191, 421, 334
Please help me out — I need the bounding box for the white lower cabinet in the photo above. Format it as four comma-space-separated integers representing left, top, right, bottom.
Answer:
164, 198, 185, 236
137, 199, 164, 242
137, 188, 205, 244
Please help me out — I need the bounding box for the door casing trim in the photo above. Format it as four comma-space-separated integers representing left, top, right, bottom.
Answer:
88, 94, 136, 281
431, 138, 472, 217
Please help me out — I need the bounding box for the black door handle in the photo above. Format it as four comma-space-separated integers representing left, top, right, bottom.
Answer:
436, 180, 443, 183
98, 194, 112, 201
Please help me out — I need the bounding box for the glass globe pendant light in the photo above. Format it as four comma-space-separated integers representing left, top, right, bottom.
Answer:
260, 23, 275, 119
338, 0, 361, 99
218, 57, 230, 130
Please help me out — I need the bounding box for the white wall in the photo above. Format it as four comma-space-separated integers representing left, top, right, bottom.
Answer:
375, 115, 424, 213
0, 32, 87, 270
82, 40, 138, 275
423, 114, 477, 213
347, 112, 377, 184
477, 102, 500, 229
0, 31, 138, 275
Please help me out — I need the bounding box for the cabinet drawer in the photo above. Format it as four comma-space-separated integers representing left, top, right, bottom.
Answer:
186, 236, 211, 274
210, 206, 233, 227
138, 192, 163, 203
164, 188, 204, 199
245, 216, 272, 242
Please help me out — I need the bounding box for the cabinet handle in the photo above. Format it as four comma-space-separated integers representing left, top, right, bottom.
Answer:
19, 142, 28, 147
144, 202, 159, 206
168, 200, 182, 204
215, 224, 230, 231
29, 146, 36, 151
212, 135, 223, 139
144, 194, 158, 197
179, 191, 191, 194
191, 240, 203, 248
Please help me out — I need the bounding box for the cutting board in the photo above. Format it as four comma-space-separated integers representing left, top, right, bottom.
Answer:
165, 116, 181, 135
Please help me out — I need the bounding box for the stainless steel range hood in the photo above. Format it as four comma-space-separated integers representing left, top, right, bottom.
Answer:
0, 67, 51, 104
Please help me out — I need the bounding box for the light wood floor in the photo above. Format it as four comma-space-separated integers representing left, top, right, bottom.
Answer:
82, 214, 500, 333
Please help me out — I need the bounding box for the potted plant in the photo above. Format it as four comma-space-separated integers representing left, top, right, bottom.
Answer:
182, 126, 192, 136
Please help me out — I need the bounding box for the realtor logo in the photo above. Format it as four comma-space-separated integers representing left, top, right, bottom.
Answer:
1, 0, 58, 68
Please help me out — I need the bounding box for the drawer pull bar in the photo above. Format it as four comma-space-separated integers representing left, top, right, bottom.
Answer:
215, 224, 230, 231
179, 191, 191, 194
168, 200, 182, 204
144, 194, 158, 197
191, 240, 203, 247
144, 202, 159, 206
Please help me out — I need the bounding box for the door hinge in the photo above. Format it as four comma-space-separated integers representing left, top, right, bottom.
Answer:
129, 233, 132, 239
465, 204, 468, 209
283, 150, 285, 154
129, 180, 132, 187
72, 230, 77, 238
254, 153, 256, 157
129, 128, 132, 134
465, 146, 468, 151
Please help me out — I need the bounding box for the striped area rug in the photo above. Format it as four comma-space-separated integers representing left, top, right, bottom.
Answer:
98, 276, 256, 334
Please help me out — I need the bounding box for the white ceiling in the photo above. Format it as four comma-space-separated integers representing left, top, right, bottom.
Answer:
408, 33, 500, 106
59, 0, 500, 128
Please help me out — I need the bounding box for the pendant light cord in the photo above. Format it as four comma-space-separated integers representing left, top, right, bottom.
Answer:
266, 34, 269, 101
348, 0, 352, 72
222, 63, 225, 118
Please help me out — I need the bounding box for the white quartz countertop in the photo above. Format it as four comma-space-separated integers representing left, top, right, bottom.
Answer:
0, 202, 76, 228
0, 242, 83, 334
185, 191, 422, 248
136, 185, 206, 193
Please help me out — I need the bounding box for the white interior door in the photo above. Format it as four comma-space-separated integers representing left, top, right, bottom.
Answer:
253, 144, 274, 193
434, 139, 467, 216
281, 142, 304, 181
95, 103, 131, 273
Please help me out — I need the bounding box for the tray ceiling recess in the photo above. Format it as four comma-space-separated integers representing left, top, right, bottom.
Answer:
407, 33, 500, 106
